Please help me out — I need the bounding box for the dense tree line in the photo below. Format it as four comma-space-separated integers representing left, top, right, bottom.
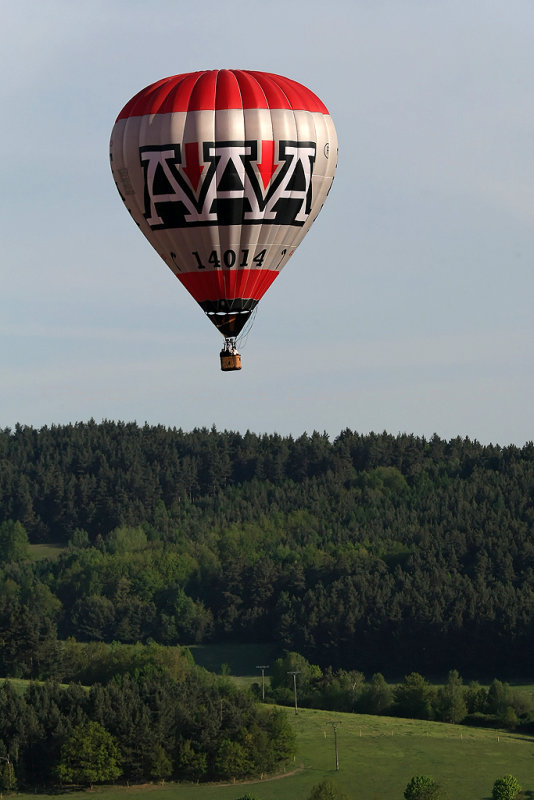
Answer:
0, 657, 295, 790
1, 423, 534, 676
264, 653, 534, 732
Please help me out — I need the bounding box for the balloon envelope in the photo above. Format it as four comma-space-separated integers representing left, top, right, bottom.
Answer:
110, 69, 337, 339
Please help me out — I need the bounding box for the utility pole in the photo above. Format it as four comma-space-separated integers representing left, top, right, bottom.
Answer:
256, 665, 269, 700
287, 671, 300, 715
327, 721, 342, 770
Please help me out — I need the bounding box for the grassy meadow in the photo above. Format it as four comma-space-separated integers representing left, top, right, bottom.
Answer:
188, 642, 280, 690
27, 542, 66, 561
13, 706, 534, 800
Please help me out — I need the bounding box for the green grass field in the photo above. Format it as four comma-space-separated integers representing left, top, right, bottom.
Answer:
27, 542, 66, 561
189, 642, 280, 677
13, 706, 534, 800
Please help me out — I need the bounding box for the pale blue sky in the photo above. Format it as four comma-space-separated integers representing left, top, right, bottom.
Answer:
2, 0, 533, 444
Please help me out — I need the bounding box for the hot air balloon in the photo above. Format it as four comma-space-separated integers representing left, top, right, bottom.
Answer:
110, 69, 337, 371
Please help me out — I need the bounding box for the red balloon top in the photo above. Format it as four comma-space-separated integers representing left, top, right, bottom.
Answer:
116, 69, 330, 119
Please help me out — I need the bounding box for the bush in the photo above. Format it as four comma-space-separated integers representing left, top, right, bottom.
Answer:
404, 774, 441, 799
307, 779, 348, 800
492, 774, 521, 800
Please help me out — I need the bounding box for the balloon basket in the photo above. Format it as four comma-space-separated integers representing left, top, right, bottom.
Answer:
220, 351, 242, 371
220, 338, 241, 371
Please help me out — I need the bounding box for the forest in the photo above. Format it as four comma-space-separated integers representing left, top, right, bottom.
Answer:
1, 421, 534, 680
0, 651, 295, 789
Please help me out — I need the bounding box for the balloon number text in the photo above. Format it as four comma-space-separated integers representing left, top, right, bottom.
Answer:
192, 248, 267, 270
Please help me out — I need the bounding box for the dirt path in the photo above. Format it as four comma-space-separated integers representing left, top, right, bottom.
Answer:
111, 765, 305, 793
218, 764, 304, 786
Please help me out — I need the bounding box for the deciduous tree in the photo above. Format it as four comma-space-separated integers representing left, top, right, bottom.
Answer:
0, 758, 16, 791
395, 674, 436, 720
56, 721, 122, 787
436, 669, 467, 723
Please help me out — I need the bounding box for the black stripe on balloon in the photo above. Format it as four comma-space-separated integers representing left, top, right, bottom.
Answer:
202, 310, 252, 337
199, 298, 259, 313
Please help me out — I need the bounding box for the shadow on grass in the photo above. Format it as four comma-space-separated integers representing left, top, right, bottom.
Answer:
31, 785, 114, 795
26, 789, 80, 796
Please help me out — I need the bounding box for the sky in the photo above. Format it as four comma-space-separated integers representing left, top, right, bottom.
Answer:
2, 0, 534, 445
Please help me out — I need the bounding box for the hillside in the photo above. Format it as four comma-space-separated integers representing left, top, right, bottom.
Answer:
1, 423, 534, 677
12, 707, 534, 800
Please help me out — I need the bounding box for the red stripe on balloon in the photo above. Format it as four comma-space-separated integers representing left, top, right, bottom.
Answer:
116, 70, 329, 119
176, 269, 279, 302
215, 69, 243, 110
232, 69, 270, 109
